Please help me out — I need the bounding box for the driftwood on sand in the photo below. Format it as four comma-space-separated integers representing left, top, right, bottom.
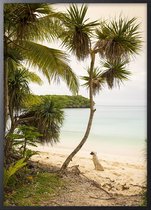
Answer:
68, 165, 112, 197
29, 152, 145, 206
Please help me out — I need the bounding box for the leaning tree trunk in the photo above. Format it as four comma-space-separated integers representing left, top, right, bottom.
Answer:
60, 51, 96, 173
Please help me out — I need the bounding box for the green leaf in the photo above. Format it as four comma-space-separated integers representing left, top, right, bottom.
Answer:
22, 41, 79, 95
4, 158, 27, 187
95, 17, 142, 61
60, 4, 99, 60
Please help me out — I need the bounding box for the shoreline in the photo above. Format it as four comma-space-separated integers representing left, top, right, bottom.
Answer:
30, 145, 146, 196
31, 144, 146, 165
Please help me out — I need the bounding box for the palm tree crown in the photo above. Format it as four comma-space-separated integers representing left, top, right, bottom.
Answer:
81, 68, 106, 96
4, 3, 79, 95
95, 18, 142, 61
61, 4, 99, 60
101, 60, 131, 89
8, 67, 42, 114
19, 98, 64, 144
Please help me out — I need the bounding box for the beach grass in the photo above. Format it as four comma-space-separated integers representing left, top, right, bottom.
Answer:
4, 172, 64, 206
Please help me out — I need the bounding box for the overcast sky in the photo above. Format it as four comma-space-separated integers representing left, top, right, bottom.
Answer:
29, 3, 147, 106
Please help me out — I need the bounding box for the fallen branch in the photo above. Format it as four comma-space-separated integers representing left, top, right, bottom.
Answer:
91, 180, 112, 196
80, 173, 112, 197
130, 184, 146, 189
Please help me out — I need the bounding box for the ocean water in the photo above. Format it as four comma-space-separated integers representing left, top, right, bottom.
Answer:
50, 105, 147, 162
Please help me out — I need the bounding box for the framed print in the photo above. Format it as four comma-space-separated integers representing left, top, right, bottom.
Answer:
1, 0, 150, 208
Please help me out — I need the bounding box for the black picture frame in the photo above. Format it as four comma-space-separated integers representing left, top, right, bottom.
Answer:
0, 0, 150, 210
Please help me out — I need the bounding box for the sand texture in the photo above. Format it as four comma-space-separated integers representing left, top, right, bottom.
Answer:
30, 147, 146, 206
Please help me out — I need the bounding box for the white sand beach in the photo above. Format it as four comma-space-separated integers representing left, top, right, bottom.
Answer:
30, 145, 146, 197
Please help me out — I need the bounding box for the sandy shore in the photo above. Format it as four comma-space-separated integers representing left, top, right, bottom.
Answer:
30, 146, 146, 197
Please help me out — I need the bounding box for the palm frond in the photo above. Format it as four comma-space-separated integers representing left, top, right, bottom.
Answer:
4, 3, 60, 42
18, 97, 64, 144
8, 67, 42, 114
22, 41, 79, 94
5, 4, 79, 95
8, 68, 31, 113
60, 4, 99, 60
21, 94, 41, 109
81, 67, 105, 96
101, 60, 131, 89
5, 45, 23, 63
95, 17, 142, 61
25, 71, 43, 85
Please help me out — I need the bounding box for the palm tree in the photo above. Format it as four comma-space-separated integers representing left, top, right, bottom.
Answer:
4, 3, 79, 160
60, 4, 99, 60
59, 4, 142, 173
6, 67, 64, 159
5, 66, 43, 159
4, 3, 79, 128
18, 97, 64, 145
8, 67, 42, 126
95, 18, 141, 61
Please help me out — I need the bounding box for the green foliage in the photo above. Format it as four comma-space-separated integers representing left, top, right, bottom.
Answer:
4, 3, 79, 100
4, 158, 27, 188
23, 149, 39, 161
15, 125, 42, 145
81, 60, 131, 93
61, 4, 98, 60
8, 67, 43, 114
5, 4, 142, 177
4, 172, 64, 206
22, 94, 42, 108
4, 3, 63, 42
22, 94, 90, 109
9, 125, 41, 158
81, 68, 106, 96
95, 18, 142, 61
22, 41, 79, 94
102, 60, 131, 89
8, 68, 30, 113
19, 98, 64, 144
141, 190, 147, 206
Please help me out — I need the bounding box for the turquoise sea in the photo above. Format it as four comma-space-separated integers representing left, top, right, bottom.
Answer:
52, 105, 147, 162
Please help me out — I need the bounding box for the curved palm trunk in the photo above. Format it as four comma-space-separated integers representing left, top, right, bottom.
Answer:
60, 51, 96, 173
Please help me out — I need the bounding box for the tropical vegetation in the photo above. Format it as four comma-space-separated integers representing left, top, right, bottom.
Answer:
4, 3, 143, 206
59, 4, 142, 172
4, 171, 64, 206
22, 95, 90, 109
4, 3, 79, 162
4, 3, 78, 200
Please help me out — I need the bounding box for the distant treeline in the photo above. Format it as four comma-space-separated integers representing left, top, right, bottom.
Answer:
23, 95, 90, 108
